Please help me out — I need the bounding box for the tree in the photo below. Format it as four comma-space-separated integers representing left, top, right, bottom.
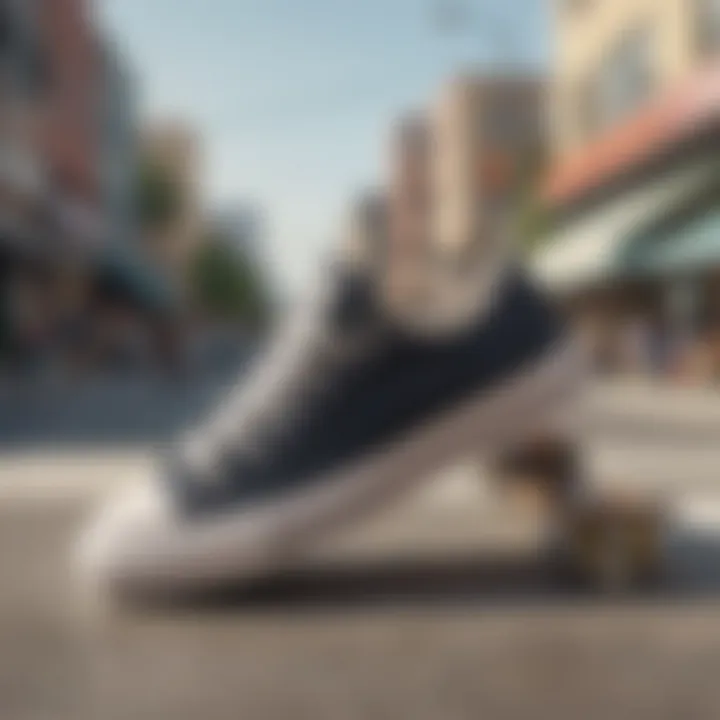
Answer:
188, 233, 269, 324
136, 158, 181, 231
515, 182, 551, 256
513, 149, 552, 256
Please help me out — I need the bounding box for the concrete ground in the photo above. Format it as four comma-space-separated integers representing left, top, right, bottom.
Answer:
3, 379, 720, 720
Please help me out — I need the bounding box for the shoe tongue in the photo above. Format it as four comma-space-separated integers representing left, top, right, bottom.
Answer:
334, 211, 515, 337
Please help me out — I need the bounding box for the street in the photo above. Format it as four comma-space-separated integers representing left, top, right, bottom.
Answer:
3, 379, 720, 719
4, 0, 720, 717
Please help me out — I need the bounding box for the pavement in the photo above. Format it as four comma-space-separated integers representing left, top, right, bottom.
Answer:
4, 378, 720, 719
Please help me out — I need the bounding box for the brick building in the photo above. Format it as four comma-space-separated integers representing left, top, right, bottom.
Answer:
39, 0, 104, 250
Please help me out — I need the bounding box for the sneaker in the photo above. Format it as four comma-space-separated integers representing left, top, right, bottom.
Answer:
77, 255, 583, 600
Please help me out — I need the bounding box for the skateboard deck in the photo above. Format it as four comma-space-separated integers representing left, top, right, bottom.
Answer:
496, 438, 665, 593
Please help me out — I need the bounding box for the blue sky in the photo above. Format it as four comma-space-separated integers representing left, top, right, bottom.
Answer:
98, 0, 548, 290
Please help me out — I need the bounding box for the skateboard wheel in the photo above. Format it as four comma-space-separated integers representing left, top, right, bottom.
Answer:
561, 500, 664, 593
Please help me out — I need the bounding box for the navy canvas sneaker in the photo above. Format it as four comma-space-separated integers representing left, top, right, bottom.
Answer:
77, 253, 584, 600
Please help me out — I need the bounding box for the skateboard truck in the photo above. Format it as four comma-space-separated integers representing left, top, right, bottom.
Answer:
497, 438, 666, 593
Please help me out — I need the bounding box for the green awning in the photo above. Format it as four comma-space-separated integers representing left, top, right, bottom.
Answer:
620, 204, 720, 277
533, 161, 720, 292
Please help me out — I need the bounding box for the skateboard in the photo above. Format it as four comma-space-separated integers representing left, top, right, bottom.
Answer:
496, 439, 665, 593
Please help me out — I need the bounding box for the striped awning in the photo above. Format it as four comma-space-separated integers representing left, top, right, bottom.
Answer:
623, 204, 720, 277
533, 161, 720, 292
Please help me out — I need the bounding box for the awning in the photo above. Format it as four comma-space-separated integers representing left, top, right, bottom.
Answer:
533, 161, 720, 293
622, 205, 720, 278
97, 245, 178, 314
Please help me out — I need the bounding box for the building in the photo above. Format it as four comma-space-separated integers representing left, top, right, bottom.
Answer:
92, 38, 178, 321
346, 189, 388, 264
39, 0, 104, 252
0, 0, 172, 371
432, 72, 545, 258
99, 39, 138, 249
537, 0, 720, 379
388, 113, 431, 268
550, 0, 720, 160
141, 122, 202, 285
0, 0, 49, 363
0, 0, 46, 260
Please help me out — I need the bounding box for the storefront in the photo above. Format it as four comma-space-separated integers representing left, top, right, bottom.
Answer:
0, 153, 49, 369
44, 192, 179, 372
535, 69, 720, 380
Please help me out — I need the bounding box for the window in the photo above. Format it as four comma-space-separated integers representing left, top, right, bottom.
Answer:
482, 97, 522, 145
481, 90, 541, 148
695, 0, 720, 58
578, 26, 655, 141
576, 76, 599, 141
599, 27, 654, 129
563, 0, 593, 14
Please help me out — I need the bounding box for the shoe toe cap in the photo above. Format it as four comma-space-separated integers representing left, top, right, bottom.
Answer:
75, 476, 177, 600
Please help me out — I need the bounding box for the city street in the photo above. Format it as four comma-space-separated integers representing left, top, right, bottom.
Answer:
2, 379, 720, 719
4, 0, 720, 717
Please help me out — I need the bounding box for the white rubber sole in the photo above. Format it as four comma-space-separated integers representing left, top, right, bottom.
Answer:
76, 339, 586, 600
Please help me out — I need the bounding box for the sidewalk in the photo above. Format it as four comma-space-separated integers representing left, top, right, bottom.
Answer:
590, 378, 720, 430
4, 462, 720, 720
3, 381, 720, 719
